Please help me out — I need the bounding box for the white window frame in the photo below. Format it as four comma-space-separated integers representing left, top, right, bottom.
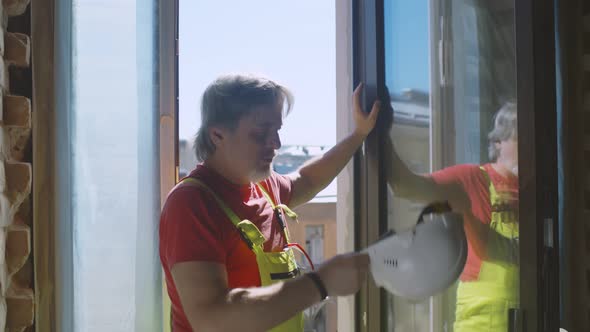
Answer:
335, 2, 356, 332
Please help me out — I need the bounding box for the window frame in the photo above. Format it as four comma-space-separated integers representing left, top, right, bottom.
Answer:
352, 0, 388, 330
514, 0, 560, 330
335, 2, 358, 331
159, 0, 179, 331
352, 0, 560, 331
39, 0, 560, 330
32, 0, 73, 330
37, 0, 178, 330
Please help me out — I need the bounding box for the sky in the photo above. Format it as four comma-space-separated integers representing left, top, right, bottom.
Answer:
178, 1, 337, 147
385, 0, 430, 95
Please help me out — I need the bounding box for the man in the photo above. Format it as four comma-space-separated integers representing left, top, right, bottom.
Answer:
384, 102, 519, 331
159, 74, 380, 332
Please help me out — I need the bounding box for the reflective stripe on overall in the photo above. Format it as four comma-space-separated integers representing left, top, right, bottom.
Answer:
182, 178, 304, 332
454, 167, 519, 332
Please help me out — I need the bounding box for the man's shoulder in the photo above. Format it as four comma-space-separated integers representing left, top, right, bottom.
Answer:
171, 177, 209, 195
267, 171, 294, 188
448, 163, 481, 172
163, 181, 211, 212
261, 171, 294, 202
160, 182, 228, 234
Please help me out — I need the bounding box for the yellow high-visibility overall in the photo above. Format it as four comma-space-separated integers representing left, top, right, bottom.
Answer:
182, 178, 304, 332
454, 167, 519, 331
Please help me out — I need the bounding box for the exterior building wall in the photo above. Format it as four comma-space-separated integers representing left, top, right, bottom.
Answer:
291, 202, 337, 332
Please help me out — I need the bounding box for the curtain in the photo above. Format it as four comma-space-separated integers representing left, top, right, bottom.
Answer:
70, 1, 162, 331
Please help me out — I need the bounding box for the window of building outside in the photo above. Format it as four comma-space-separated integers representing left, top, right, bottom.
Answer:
178, 2, 337, 331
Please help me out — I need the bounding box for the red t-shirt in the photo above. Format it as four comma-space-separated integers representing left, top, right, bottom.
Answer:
430, 163, 518, 281
159, 164, 294, 332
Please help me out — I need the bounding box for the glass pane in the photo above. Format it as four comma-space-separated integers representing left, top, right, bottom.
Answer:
71, 1, 161, 331
383, 0, 518, 331
383, 1, 431, 330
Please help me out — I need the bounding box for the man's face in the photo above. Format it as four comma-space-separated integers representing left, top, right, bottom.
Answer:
216, 103, 283, 183
497, 135, 518, 175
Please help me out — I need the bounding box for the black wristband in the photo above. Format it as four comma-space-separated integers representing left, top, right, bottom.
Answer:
306, 272, 328, 301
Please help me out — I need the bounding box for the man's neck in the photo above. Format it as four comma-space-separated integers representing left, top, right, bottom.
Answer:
203, 157, 250, 185
491, 160, 518, 179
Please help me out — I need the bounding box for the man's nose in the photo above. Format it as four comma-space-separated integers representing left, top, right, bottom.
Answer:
269, 131, 281, 149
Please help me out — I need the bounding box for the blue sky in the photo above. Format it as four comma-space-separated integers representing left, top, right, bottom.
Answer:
385, 1, 430, 95
179, 1, 336, 146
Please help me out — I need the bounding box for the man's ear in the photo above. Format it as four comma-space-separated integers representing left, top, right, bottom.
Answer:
209, 127, 225, 147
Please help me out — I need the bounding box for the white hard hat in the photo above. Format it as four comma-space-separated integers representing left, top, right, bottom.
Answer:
365, 203, 467, 301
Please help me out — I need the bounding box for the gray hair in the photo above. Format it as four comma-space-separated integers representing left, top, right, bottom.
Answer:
194, 74, 294, 162
488, 101, 517, 161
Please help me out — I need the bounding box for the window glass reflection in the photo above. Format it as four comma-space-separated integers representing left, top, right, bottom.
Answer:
383, 1, 518, 331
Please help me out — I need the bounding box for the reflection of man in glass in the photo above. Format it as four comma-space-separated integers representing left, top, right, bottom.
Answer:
385, 102, 518, 331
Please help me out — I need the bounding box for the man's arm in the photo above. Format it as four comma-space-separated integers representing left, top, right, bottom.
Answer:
289, 84, 380, 207
289, 131, 366, 207
384, 138, 502, 259
172, 262, 317, 332
383, 136, 476, 214
384, 137, 448, 203
172, 253, 369, 332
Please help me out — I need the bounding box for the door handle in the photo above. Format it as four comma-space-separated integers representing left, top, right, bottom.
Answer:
508, 308, 522, 332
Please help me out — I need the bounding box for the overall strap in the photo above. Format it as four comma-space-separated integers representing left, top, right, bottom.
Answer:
180, 178, 267, 249
256, 183, 297, 243
479, 166, 519, 240
479, 166, 499, 203
180, 178, 243, 227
